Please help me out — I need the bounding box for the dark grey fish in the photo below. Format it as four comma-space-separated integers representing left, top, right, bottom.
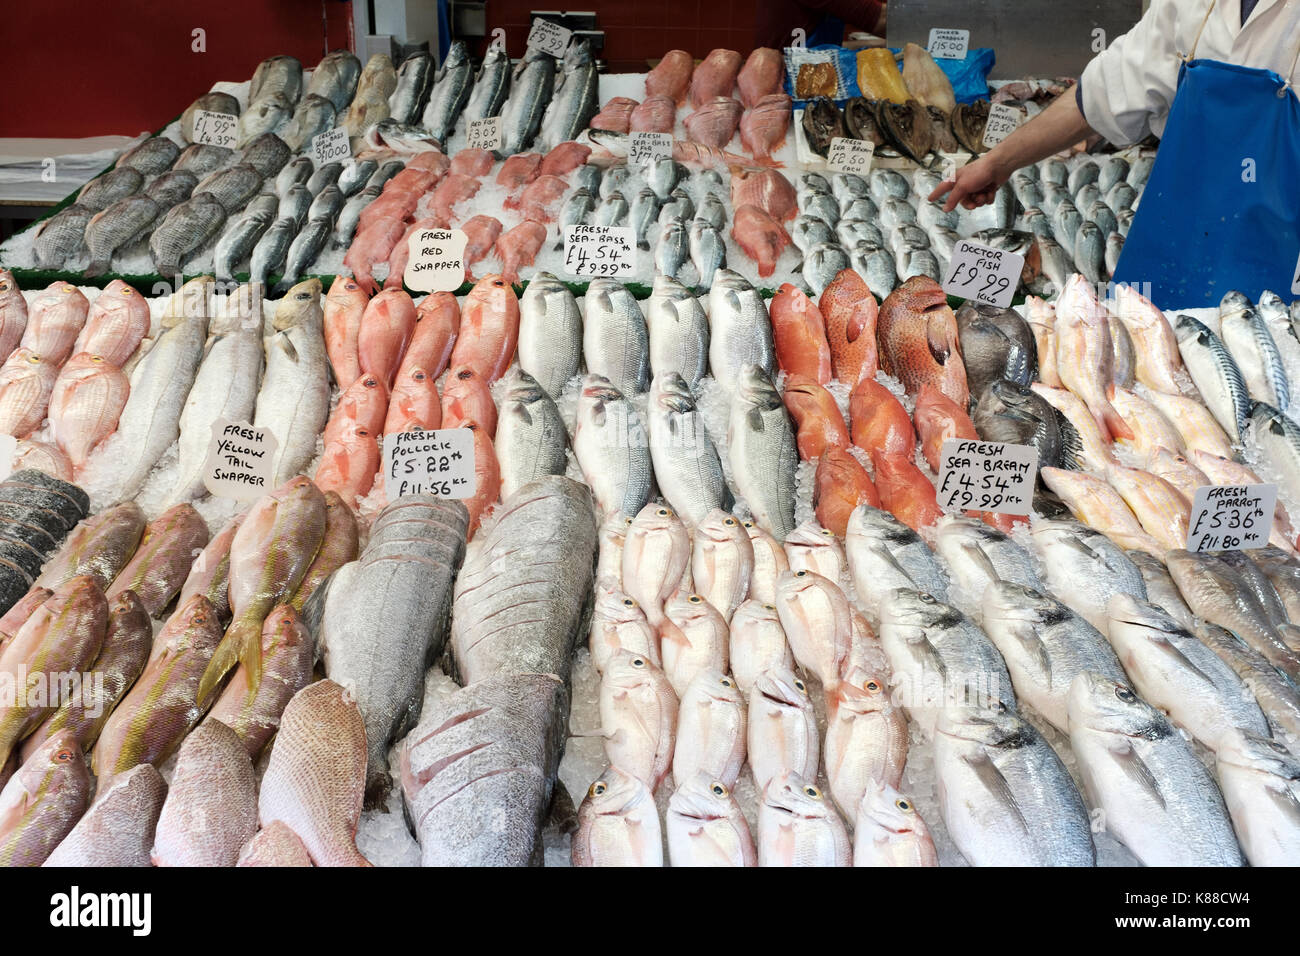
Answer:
1053, 199, 1082, 250
1074, 220, 1106, 284
655, 216, 691, 280
335, 186, 380, 246
555, 187, 595, 249
149, 193, 226, 275
83, 196, 160, 278
278, 183, 313, 229
337, 158, 378, 198
449, 476, 597, 684
275, 155, 314, 197
422, 41, 475, 143
179, 91, 241, 144
280, 94, 337, 153
957, 302, 1038, 395
144, 170, 198, 212
973, 379, 1067, 468
194, 163, 263, 213
214, 194, 278, 281
388, 52, 435, 124
249, 55, 304, 107
366, 160, 404, 190
249, 217, 297, 286
464, 45, 512, 122
1117, 207, 1134, 238
307, 161, 343, 195
275, 218, 332, 294
1105, 233, 1124, 277
117, 137, 180, 175
801, 97, 844, 157
32, 204, 94, 271
174, 143, 233, 177
400, 672, 567, 867
1087, 199, 1118, 239
306, 50, 362, 112
238, 133, 291, 178
77, 167, 144, 211
237, 93, 292, 148
498, 49, 557, 156
307, 184, 344, 226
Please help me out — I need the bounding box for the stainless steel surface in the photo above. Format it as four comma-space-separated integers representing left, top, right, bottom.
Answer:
889, 0, 1143, 79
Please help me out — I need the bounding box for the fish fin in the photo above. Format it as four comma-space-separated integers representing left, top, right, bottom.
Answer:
1265, 779, 1300, 829
1006, 620, 1052, 683
960, 749, 1031, 836
1056, 413, 1086, 470
1104, 736, 1166, 810
926, 316, 952, 363
197, 616, 263, 705
959, 541, 1002, 585
1145, 633, 1221, 691
1100, 394, 1136, 442
276, 333, 301, 362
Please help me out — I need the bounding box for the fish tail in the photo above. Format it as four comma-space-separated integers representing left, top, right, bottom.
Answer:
1100, 401, 1135, 442
197, 616, 263, 705
84, 260, 109, 279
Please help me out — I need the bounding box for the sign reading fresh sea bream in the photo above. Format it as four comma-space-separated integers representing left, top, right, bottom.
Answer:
937, 438, 1038, 516
384, 427, 475, 499
827, 137, 875, 175
203, 419, 278, 500
1186, 483, 1277, 552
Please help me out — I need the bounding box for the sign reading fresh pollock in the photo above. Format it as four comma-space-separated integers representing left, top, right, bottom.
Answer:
384, 427, 475, 499
937, 439, 1038, 516
203, 419, 278, 500
1186, 483, 1277, 552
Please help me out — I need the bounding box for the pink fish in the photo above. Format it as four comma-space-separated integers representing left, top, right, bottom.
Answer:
538, 141, 593, 178
450, 148, 495, 177
383, 217, 439, 291
494, 220, 547, 284
461, 215, 503, 282
74, 280, 149, 367
429, 172, 482, 227
685, 97, 744, 148
630, 95, 677, 133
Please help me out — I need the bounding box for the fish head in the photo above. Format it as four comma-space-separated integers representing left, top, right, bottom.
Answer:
649, 372, 695, 415
1105, 593, 1186, 645
934, 702, 1024, 748
832, 665, 891, 718
605, 647, 669, 690
774, 568, 835, 614
663, 591, 720, 629
730, 599, 781, 631
598, 511, 634, 552
9, 730, 88, 802
696, 509, 745, 545
982, 579, 1056, 627
263, 604, 309, 653
880, 587, 960, 633
1215, 729, 1300, 780
593, 586, 648, 625
762, 771, 833, 820
580, 766, 652, 819
1066, 671, 1167, 739
682, 669, 744, 709
856, 781, 925, 836
750, 666, 811, 714
668, 773, 737, 822
846, 504, 916, 546
784, 520, 838, 551
735, 364, 781, 410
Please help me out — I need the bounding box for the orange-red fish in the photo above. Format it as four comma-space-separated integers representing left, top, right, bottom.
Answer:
450, 148, 495, 177
496, 153, 542, 191
819, 269, 878, 384
384, 365, 440, 435
429, 172, 481, 228
591, 97, 639, 132
400, 291, 459, 382
345, 217, 407, 295
323, 373, 388, 447
730, 167, 797, 222
313, 427, 380, 508
689, 49, 743, 108
510, 177, 568, 224
876, 276, 968, 407
849, 377, 915, 458
495, 221, 547, 285
382, 217, 438, 291
23, 282, 89, 365
538, 142, 593, 178
646, 50, 694, 106
461, 215, 504, 282
357, 289, 416, 388
912, 383, 977, 473
731, 205, 790, 278
630, 95, 677, 133
814, 448, 880, 536
448, 274, 520, 384
12, 440, 72, 481
770, 284, 833, 382
463, 424, 501, 537
323, 275, 369, 389
0, 348, 58, 438
685, 97, 744, 148
441, 363, 498, 437
872, 450, 942, 532
783, 374, 849, 460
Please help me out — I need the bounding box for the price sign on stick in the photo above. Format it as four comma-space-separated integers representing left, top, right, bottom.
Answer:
629, 132, 672, 169
928, 28, 969, 59
466, 117, 502, 152
404, 228, 468, 293
192, 109, 238, 149
564, 225, 636, 278
937, 439, 1038, 516
203, 420, 279, 500
527, 17, 572, 57
942, 239, 1025, 308
1186, 484, 1277, 552
982, 103, 1024, 148
384, 428, 476, 500
312, 127, 351, 166
827, 137, 875, 175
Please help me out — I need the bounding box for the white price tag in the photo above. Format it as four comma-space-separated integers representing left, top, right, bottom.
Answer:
827, 137, 874, 175
628, 132, 673, 169
311, 127, 351, 166
384, 427, 476, 500
466, 116, 502, 152
1186, 483, 1278, 552
404, 228, 468, 293
192, 109, 238, 149
927, 28, 970, 60
982, 103, 1024, 149
937, 438, 1038, 517
939, 152, 962, 184
942, 238, 1024, 308
203, 419, 279, 500
0, 434, 16, 481
527, 17, 572, 57
563, 225, 636, 278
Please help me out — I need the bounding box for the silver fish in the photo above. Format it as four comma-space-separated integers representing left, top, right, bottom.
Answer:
1032, 519, 1146, 635
1173, 314, 1251, 439
630, 187, 661, 251
1040, 158, 1068, 186
1053, 199, 1082, 251
659, 188, 694, 224
798, 189, 839, 225
802, 243, 850, 296
555, 187, 595, 249
695, 194, 727, 231
237, 93, 292, 148
792, 215, 835, 254
1221, 301, 1289, 412
277, 183, 313, 229
388, 52, 434, 125
574, 376, 653, 519
648, 372, 729, 525
868, 168, 909, 203
253, 279, 330, 486
1107, 181, 1138, 211
1215, 729, 1300, 866
845, 505, 948, 625
336, 158, 378, 198
933, 515, 1041, 607
1067, 672, 1244, 866
367, 159, 404, 190
1068, 160, 1099, 195
280, 94, 336, 153
149, 194, 227, 275
249, 217, 297, 286
1126, 550, 1196, 631
852, 245, 898, 301
593, 190, 629, 227
450, 476, 597, 683
1197, 621, 1300, 741
275, 217, 332, 294
335, 186, 381, 246
1250, 401, 1300, 503
645, 159, 687, 202
600, 165, 630, 201
689, 219, 726, 290
708, 270, 774, 393
463, 45, 512, 122
306, 50, 362, 111
518, 271, 581, 399
655, 216, 691, 280
1073, 221, 1106, 285
495, 369, 569, 499
934, 705, 1095, 866
982, 581, 1126, 733
33, 204, 94, 271
1074, 183, 1101, 214
498, 49, 557, 156
830, 172, 869, 204
728, 365, 797, 541
421, 41, 474, 143
306, 162, 343, 195
539, 38, 599, 151
400, 672, 567, 866
583, 278, 649, 396
646, 273, 708, 389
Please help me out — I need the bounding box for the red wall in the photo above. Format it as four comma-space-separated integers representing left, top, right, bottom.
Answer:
0, 0, 354, 138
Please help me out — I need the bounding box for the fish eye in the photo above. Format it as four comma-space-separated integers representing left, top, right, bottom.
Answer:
895, 798, 913, 813
865, 680, 881, 693
54, 748, 75, 763
193, 613, 208, 625
795, 569, 808, 577
803, 785, 822, 799
91, 355, 103, 363
763, 604, 776, 611
1270, 740, 1290, 754
631, 657, 645, 667
720, 677, 733, 687
688, 594, 703, 604
657, 507, 671, 517
622, 598, 636, 607
821, 528, 833, 536
723, 517, 736, 526
364, 377, 379, 387
743, 520, 754, 528
711, 782, 729, 797
590, 781, 607, 796
624, 517, 634, 526
919, 594, 936, 604
1115, 685, 1137, 703
794, 678, 807, 694
457, 368, 473, 380
120, 287, 132, 295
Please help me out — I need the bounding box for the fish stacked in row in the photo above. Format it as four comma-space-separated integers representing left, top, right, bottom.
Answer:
398, 476, 596, 865
0, 278, 150, 481
0, 470, 88, 614
0, 475, 376, 866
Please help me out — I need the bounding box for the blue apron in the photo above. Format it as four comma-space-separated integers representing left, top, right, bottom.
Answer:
1112, 56, 1300, 306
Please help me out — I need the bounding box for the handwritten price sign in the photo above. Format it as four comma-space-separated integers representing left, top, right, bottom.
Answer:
982, 103, 1024, 149
937, 439, 1038, 517
384, 427, 475, 500
927, 28, 969, 60
192, 109, 238, 149
527, 17, 572, 57
467, 116, 501, 152
564, 225, 635, 278
311, 127, 351, 166
942, 238, 1024, 308
827, 137, 875, 175
1186, 483, 1277, 552
628, 132, 672, 169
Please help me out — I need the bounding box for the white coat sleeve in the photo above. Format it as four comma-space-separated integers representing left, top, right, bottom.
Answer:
1079, 0, 1186, 144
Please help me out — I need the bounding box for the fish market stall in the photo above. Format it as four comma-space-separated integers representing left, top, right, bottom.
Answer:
2, 17, 1299, 874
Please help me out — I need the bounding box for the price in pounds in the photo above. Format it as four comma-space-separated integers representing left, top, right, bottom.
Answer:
927, 28, 969, 60
192, 109, 238, 149
982, 103, 1024, 149
383, 427, 475, 501
312, 127, 351, 166
628, 131, 672, 169
942, 238, 1024, 308
564, 225, 635, 278
527, 17, 572, 57
937, 438, 1037, 517
827, 137, 874, 174
466, 116, 501, 152
1186, 483, 1277, 552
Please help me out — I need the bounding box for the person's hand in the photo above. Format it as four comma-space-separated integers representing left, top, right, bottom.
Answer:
928, 153, 1009, 212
